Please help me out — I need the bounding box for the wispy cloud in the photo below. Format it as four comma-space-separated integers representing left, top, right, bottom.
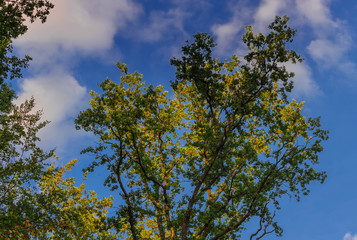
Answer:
344, 232, 357, 240
212, 17, 244, 55
210, 0, 355, 98
254, 0, 289, 32
306, 25, 356, 77
211, 4, 253, 55
211, 14, 244, 55
133, 8, 188, 43
285, 62, 321, 98
295, 0, 334, 26
295, 0, 356, 79
210, 0, 320, 98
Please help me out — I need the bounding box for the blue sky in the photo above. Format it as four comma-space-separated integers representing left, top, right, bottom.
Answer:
11, 0, 357, 239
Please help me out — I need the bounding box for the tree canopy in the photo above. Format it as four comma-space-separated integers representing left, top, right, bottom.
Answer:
1, 1, 117, 239
75, 16, 328, 239
0, 0, 54, 111
0, 98, 116, 239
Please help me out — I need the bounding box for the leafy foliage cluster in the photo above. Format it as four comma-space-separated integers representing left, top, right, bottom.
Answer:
1, 1, 116, 239
75, 16, 328, 239
0, 0, 54, 112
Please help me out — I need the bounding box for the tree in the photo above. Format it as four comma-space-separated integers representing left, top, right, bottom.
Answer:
0, 0, 54, 112
0, 1, 54, 237
0, 0, 54, 155
31, 159, 116, 239
0, 98, 52, 230
0, 98, 117, 239
2, 158, 116, 239
75, 16, 329, 239
1, 2, 118, 238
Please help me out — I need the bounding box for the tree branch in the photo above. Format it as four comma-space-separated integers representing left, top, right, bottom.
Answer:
115, 141, 139, 240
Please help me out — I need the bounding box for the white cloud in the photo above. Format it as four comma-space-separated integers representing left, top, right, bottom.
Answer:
16, 73, 87, 123
213, 0, 289, 51
307, 31, 353, 68
293, 0, 355, 77
344, 232, 357, 240
295, 0, 333, 26
308, 39, 342, 63
305, 17, 356, 79
15, 0, 141, 56
284, 62, 321, 98
14, 72, 88, 152
211, 15, 244, 55
211, 5, 253, 55
14, 0, 142, 71
254, 0, 289, 32
136, 8, 188, 43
